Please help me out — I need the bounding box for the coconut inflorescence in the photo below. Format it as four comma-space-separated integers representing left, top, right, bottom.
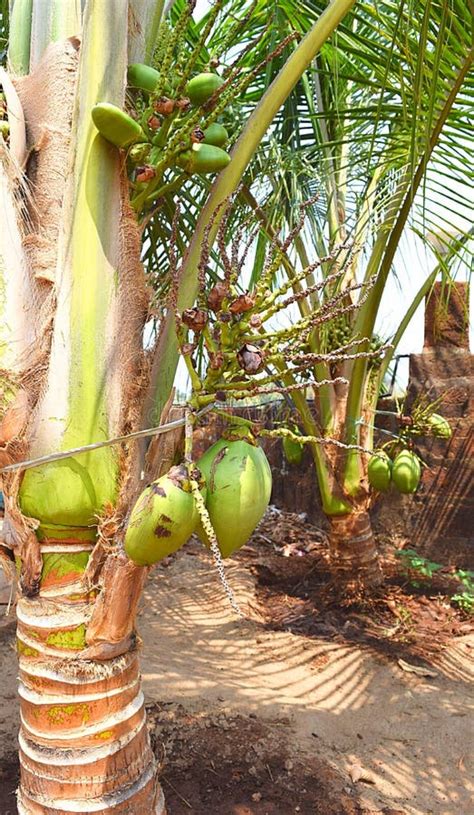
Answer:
91, 58, 233, 214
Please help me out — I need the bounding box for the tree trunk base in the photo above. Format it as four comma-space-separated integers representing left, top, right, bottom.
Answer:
327, 510, 383, 591
16, 598, 165, 815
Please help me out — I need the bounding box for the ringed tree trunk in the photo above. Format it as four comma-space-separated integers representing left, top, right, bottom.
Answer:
2, 1, 165, 811
326, 511, 381, 591
301, 381, 383, 591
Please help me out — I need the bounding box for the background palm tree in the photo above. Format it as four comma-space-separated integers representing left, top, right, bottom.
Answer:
146, 0, 473, 588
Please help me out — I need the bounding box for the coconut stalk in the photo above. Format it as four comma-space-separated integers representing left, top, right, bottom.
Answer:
2, 0, 163, 811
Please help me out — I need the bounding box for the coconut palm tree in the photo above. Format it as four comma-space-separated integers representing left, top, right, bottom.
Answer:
0, 0, 356, 810
148, 0, 474, 589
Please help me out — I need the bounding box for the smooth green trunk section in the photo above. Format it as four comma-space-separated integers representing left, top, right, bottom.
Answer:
147, 0, 357, 425
19, 0, 130, 526
8, 0, 32, 74
29, 0, 82, 71
36, 524, 97, 542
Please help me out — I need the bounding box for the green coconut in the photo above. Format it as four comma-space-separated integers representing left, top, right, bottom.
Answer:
368, 450, 392, 492
124, 464, 205, 566
175, 142, 231, 174
91, 103, 145, 149
196, 435, 272, 558
392, 450, 421, 494
185, 72, 224, 105
427, 413, 452, 439
127, 63, 160, 93
203, 123, 229, 147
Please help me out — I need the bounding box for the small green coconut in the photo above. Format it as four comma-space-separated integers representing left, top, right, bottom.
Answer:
196, 435, 272, 558
203, 123, 229, 147
91, 103, 145, 149
185, 72, 224, 105
175, 142, 231, 174
124, 464, 205, 566
368, 450, 392, 492
392, 450, 421, 494
427, 413, 452, 438
127, 63, 160, 93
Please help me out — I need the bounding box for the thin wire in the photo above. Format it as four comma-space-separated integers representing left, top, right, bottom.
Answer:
0, 404, 215, 474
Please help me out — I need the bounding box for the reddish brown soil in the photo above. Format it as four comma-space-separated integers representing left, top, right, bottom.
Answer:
147, 703, 376, 815
249, 510, 471, 666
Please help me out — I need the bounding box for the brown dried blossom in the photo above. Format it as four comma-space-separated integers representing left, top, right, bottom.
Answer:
208, 281, 229, 311
154, 96, 175, 115
229, 292, 255, 314
176, 97, 191, 111
237, 343, 264, 374
135, 165, 156, 183
181, 308, 208, 332
191, 127, 205, 143
249, 314, 262, 329
147, 115, 161, 131
209, 351, 224, 370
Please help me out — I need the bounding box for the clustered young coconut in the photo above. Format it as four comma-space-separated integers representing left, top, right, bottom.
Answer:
89, 0, 299, 215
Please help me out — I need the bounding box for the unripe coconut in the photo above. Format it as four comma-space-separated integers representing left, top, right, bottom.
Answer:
124, 464, 205, 566
392, 450, 421, 494
91, 103, 145, 148
203, 123, 229, 147
428, 413, 452, 438
196, 434, 272, 557
127, 63, 160, 93
176, 142, 231, 174
185, 72, 224, 105
368, 450, 392, 492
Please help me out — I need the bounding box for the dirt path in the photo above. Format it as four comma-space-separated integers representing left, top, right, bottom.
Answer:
139, 545, 473, 815
0, 538, 472, 814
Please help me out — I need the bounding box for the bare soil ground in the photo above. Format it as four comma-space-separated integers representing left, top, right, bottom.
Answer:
0, 508, 472, 814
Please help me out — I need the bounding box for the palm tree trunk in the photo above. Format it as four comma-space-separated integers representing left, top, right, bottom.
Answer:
326, 509, 382, 590
15, 537, 165, 815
